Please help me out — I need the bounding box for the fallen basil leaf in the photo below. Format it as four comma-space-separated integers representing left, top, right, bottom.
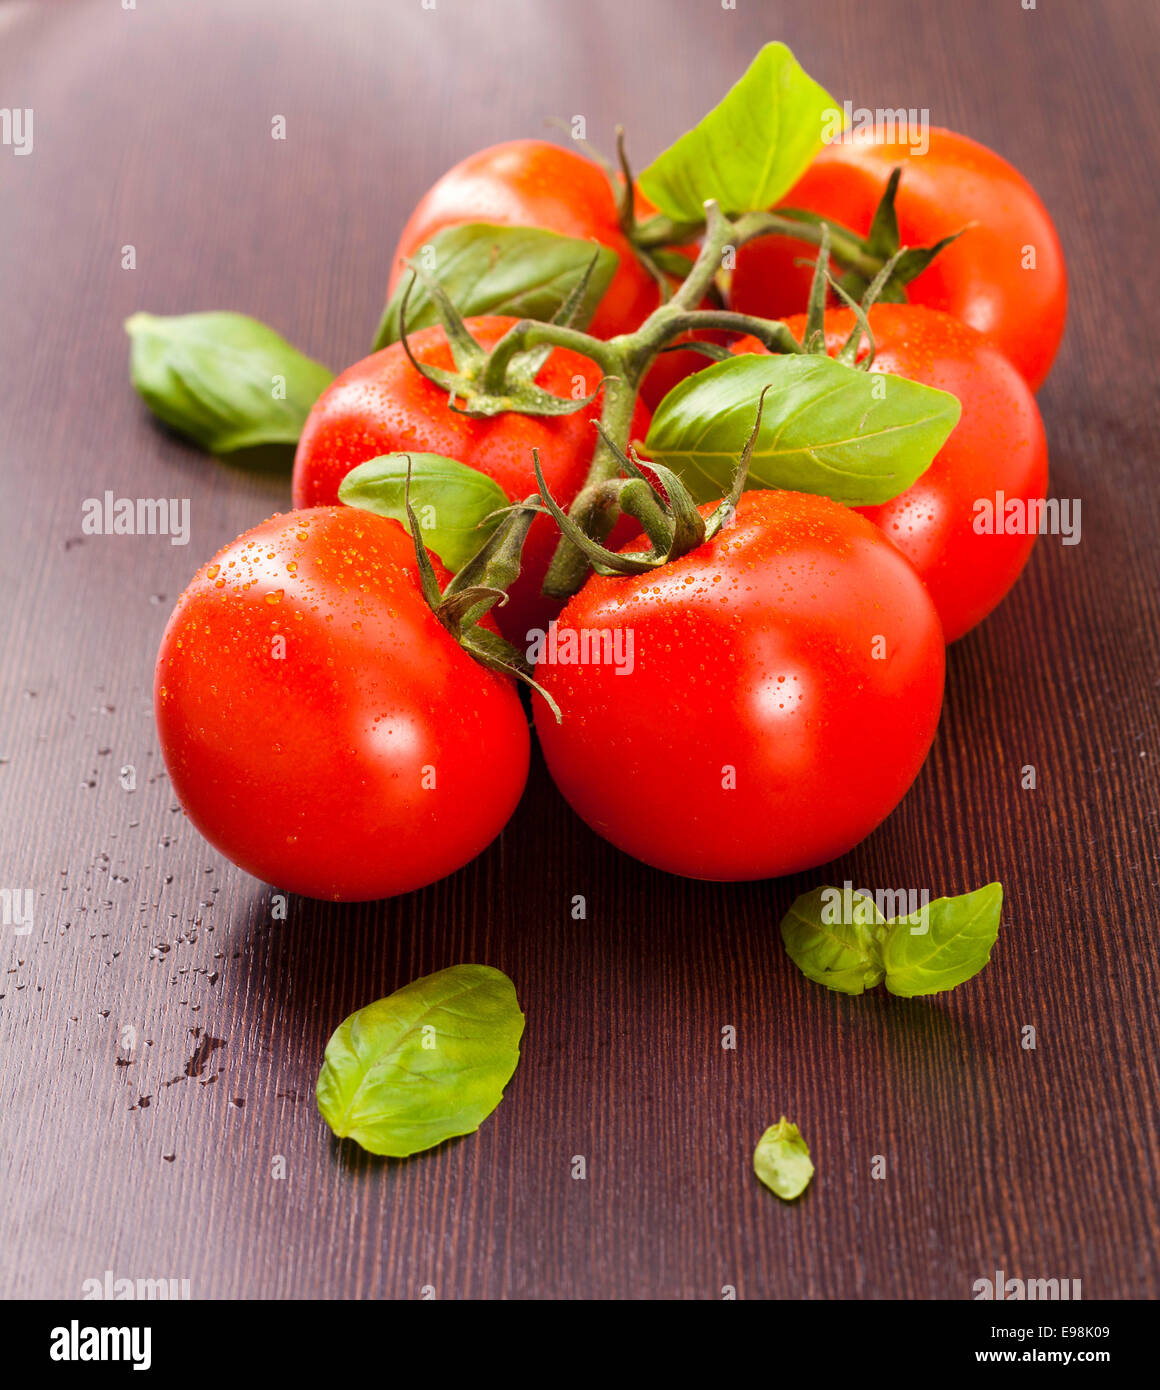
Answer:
779, 883, 1003, 998
881, 883, 1003, 998
374, 223, 617, 351
316, 964, 524, 1158
780, 886, 887, 996
754, 1117, 814, 1201
638, 42, 840, 222
339, 452, 510, 572
645, 352, 961, 506
126, 311, 333, 455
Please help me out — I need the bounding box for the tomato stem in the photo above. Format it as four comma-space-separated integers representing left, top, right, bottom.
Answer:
480, 319, 621, 395
732, 209, 885, 282
542, 202, 802, 595
471, 199, 919, 601
541, 372, 640, 597
635, 205, 887, 284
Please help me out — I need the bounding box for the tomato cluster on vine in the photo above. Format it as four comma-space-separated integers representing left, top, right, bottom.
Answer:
137, 43, 1066, 901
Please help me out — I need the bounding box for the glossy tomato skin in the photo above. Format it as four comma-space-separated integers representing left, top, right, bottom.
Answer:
735, 305, 1049, 642
388, 139, 706, 409
155, 507, 530, 902
292, 316, 651, 645
534, 491, 945, 881
388, 140, 660, 341
730, 127, 1067, 391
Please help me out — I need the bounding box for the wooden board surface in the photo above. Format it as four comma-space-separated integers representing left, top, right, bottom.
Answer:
1, 0, 1157, 1300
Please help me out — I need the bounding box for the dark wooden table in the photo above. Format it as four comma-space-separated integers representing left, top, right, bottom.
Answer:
2, 0, 1157, 1301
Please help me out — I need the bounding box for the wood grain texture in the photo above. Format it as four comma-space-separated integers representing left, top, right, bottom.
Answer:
1, 0, 1158, 1300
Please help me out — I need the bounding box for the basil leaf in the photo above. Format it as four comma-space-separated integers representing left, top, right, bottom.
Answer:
374, 223, 618, 350
126, 311, 333, 455
780, 886, 887, 996
638, 43, 840, 221
338, 452, 509, 572
881, 883, 1003, 998
316, 964, 524, 1158
754, 1117, 814, 1201
645, 353, 961, 506
779, 883, 1003, 998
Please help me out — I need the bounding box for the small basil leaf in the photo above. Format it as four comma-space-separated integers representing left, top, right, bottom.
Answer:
126, 311, 333, 455
645, 353, 961, 506
781, 883, 1003, 998
754, 1117, 814, 1201
316, 964, 524, 1158
780, 886, 887, 996
338, 453, 510, 573
638, 43, 840, 221
374, 223, 618, 350
881, 883, 1003, 998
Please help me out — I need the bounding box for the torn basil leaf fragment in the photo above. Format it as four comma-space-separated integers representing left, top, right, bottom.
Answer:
754, 1117, 814, 1201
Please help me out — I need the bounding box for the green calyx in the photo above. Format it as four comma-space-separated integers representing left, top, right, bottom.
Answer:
795, 222, 912, 369
398, 457, 561, 721
633, 160, 966, 316
395, 255, 608, 420
607, 127, 706, 308
372, 223, 619, 353
831, 167, 969, 303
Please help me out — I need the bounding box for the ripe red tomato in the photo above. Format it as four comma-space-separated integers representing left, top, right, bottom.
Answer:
730, 127, 1067, 391
534, 490, 945, 881
734, 304, 1049, 642
388, 138, 707, 409
388, 139, 661, 341
155, 507, 530, 902
292, 315, 651, 644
